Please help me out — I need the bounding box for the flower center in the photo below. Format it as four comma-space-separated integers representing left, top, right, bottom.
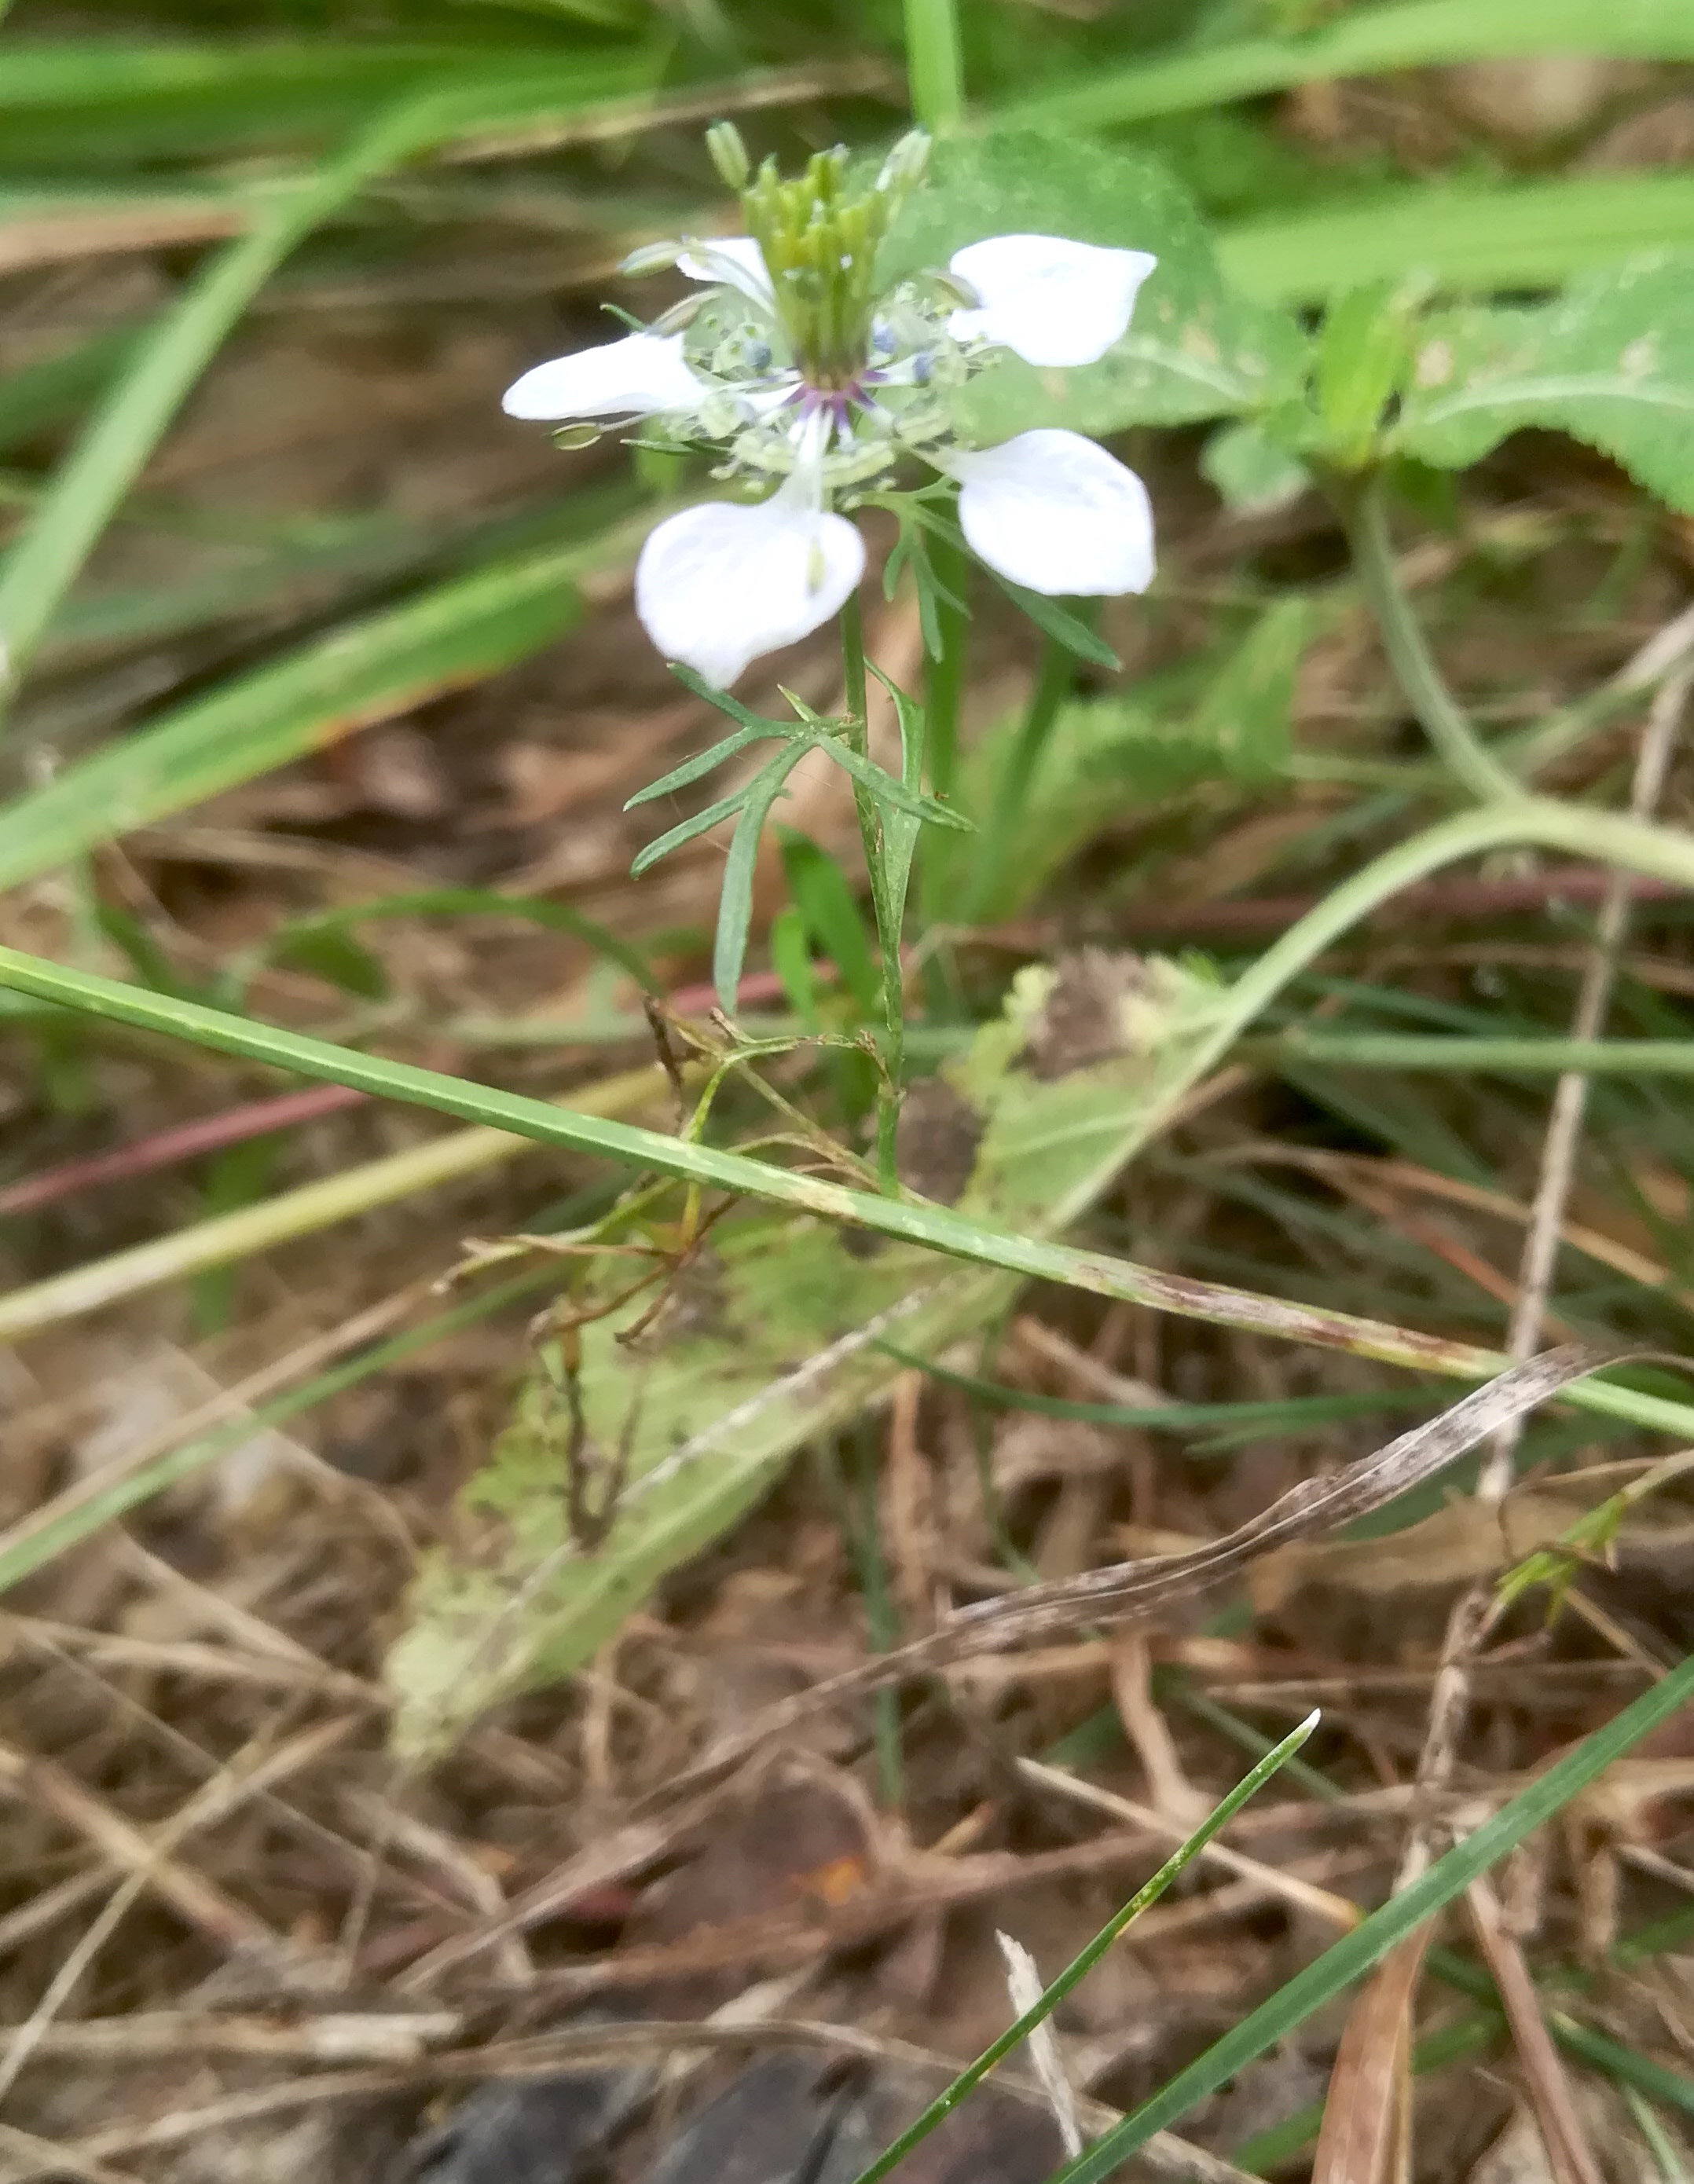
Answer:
738, 137, 926, 393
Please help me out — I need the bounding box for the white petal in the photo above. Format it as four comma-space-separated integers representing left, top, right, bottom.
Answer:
952, 430, 1154, 597
502, 332, 704, 420
635, 497, 864, 687
677, 235, 776, 310
947, 234, 1157, 369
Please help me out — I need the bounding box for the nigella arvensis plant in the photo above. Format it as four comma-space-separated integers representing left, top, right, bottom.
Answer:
501, 126, 1159, 688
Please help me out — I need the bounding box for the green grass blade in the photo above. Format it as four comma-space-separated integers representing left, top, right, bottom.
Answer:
0, 100, 442, 698
6, 941, 1694, 1451
1046, 1646, 1694, 2184
996, 0, 1694, 134
0, 509, 652, 892
877, 1342, 1438, 1434
1267, 1035, 1694, 1076
849, 1714, 1320, 2184
258, 888, 658, 999
0, 39, 682, 698
1219, 173, 1694, 305
0, 42, 650, 164
0, 325, 144, 452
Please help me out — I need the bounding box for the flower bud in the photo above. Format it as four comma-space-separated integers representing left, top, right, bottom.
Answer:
649, 291, 711, 336
620, 240, 682, 279
877, 129, 931, 196
705, 120, 751, 191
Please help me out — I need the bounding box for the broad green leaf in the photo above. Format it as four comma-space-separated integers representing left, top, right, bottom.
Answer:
1201, 419, 1311, 512
1220, 174, 1694, 306
0, 506, 651, 892
385, 951, 1234, 1756
1394, 255, 1694, 515
963, 605, 1319, 922
882, 131, 1307, 439
994, 0, 1694, 134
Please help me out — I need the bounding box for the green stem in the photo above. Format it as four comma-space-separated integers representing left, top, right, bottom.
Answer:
6, 800, 1694, 1435
923, 533, 968, 808
842, 595, 905, 1192
902, 0, 965, 134
1260, 1033, 1694, 1077
0, 100, 439, 713
841, 589, 869, 733
918, 535, 969, 1007
1333, 470, 1522, 805
968, 626, 1080, 922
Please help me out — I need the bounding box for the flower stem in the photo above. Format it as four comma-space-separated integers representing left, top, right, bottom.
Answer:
967, 621, 1084, 922
903, 0, 965, 134
841, 594, 905, 1193
1332, 470, 1522, 806
922, 533, 968, 809
841, 587, 869, 731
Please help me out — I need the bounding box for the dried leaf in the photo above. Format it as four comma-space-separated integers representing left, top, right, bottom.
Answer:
644, 1343, 1619, 1805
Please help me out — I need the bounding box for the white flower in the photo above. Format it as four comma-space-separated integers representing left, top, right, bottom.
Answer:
634, 414, 865, 689
947, 234, 1157, 370
501, 148, 1160, 685
502, 331, 706, 422
949, 430, 1154, 597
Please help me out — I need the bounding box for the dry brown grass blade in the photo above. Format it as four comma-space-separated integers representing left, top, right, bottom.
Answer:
638, 1344, 1621, 1807
19, 2019, 1256, 2184
0, 2120, 143, 2184
0, 2010, 462, 2063
0, 1736, 276, 1956
1016, 1756, 1363, 1933
1310, 1930, 1432, 2184
0, 1714, 361, 2102
1343, 658, 1694, 2181
393, 1791, 732, 1988
1465, 1877, 1605, 2184
1219, 1144, 1694, 1320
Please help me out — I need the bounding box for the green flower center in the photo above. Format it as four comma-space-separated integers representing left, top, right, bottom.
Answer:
737, 137, 926, 391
